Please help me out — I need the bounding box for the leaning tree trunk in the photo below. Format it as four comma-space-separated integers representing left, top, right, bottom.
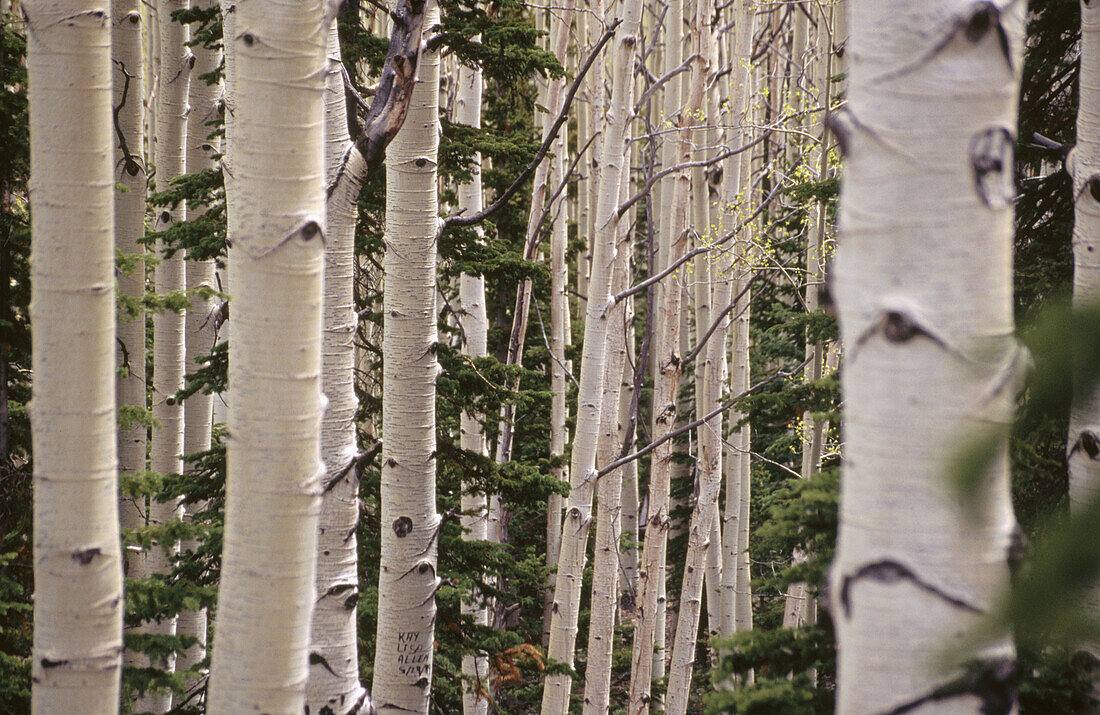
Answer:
307, 18, 371, 715
372, 1, 443, 711
177, 0, 219, 682
455, 46, 491, 715
25, 2, 125, 711
1069, 0, 1100, 697
205, 1, 327, 711
828, 2, 1025, 712
541, 0, 641, 709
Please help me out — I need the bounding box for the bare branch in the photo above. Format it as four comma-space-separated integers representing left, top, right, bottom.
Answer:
598, 357, 812, 478
441, 18, 624, 230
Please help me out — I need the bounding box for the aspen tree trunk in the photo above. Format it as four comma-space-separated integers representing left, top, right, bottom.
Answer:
541, 0, 641, 709
718, 5, 755, 644
372, 1, 443, 710
206, 1, 327, 710
112, 0, 148, 675
177, 0, 219, 678
582, 153, 634, 715
829, 2, 1024, 711
543, 89, 571, 646
308, 18, 371, 715
1068, 0, 1100, 692
455, 48, 491, 715
621, 294, 639, 598
647, 2, 684, 685
628, 0, 711, 707
25, 2, 124, 711
692, 83, 722, 652
143, 3, 190, 708
784, 8, 833, 630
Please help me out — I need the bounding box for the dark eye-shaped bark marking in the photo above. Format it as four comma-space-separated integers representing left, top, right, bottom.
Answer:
838, 559, 984, 620
393, 516, 413, 537
870, 0, 1017, 85
72, 547, 102, 565
310, 651, 339, 677
970, 126, 1015, 209
1068, 429, 1100, 459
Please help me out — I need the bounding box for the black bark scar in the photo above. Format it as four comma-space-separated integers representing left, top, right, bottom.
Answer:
839, 559, 984, 619
879, 655, 1017, 715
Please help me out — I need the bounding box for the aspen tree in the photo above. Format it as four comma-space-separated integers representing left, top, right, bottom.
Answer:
1069, 0, 1100, 692
144, 3, 190, 706
371, 0, 443, 710
718, 3, 755, 644
542, 0, 641, 709
206, 0, 327, 710
628, 0, 710, 706
455, 46, 491, 715
648, 0, 684, 683
307, 18, 371, 715
112, 0, 148, 680
544, 65, 572, 645
582, 141, 635, 715
177, 0, 219, 677
25, 1, 124, 710
784, 4, 834, 631
829, 1, 1024, 711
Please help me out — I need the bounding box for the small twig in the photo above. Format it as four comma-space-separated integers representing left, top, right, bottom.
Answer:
342, 63, 375, 113
681, 273, 760, 366
533, 299, 579, 391
598, 357, 811, 477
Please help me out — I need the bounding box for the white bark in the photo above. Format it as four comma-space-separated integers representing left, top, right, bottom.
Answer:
117, 0, 158, 695
717, 5, 755, 646
177, 0, 219, 680
372, 2, 443, 711
143, 2, 190, 708
455, 45, 491, 715
1069, 0, 1100, 690
829, 2, 1024, 711
544, 60, 571, 646
582, 156, 633, 715
112, 0, 148, 673
628, 0, 710, 707
307, 18, 371, 715
541, 0, 641, 708
206, 1, 327, 711
26, 2, 124, 711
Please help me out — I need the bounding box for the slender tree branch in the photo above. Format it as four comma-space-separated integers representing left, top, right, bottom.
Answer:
681, 272, 760, 366
527, 132, 598, 257
615, 131, 768, 218
598, 357, 811, 477
441, 19, 623, 230
632, 53, 699, 114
